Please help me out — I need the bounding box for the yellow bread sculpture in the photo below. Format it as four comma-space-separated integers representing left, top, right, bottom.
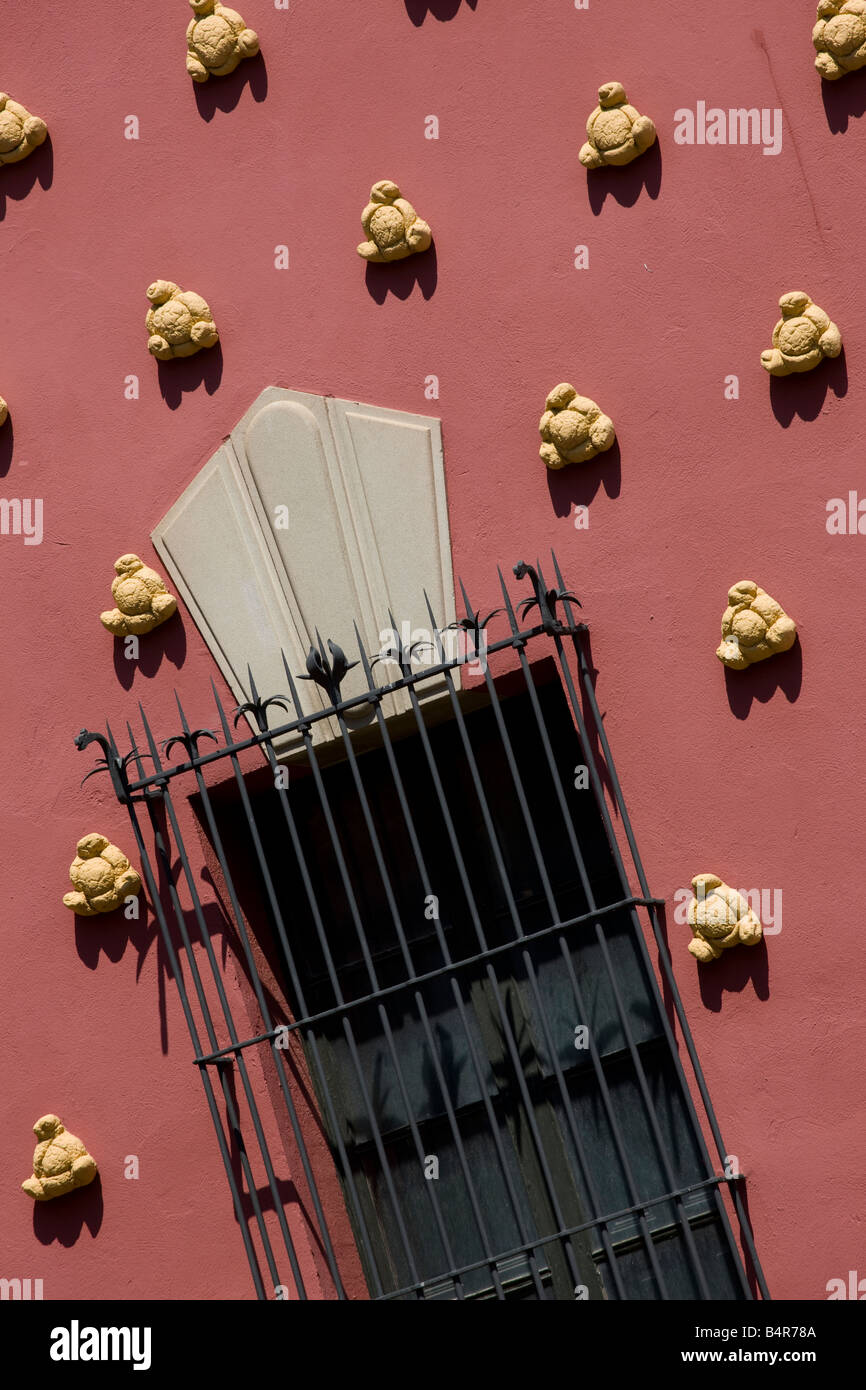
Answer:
579, 82, 656, 169
187, 0, 259, 82
686, 875, 763, 964
813, 1, 866, 80
62, 834, 142, 917
0, 93, 47, 166
100, 554, 177, 636
146, 280, 218, 360
539, 383, 615, 469
716, 581, 797, 670
357, 181, 432, 263
22, 1115, 97, 1201
0, 397, 7, 427
761, 291, 842, 376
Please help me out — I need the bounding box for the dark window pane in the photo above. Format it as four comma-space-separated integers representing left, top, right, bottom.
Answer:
550, 1044, 715, 1248
596, 1219, 747, 1301
354, 1112, 544, 1299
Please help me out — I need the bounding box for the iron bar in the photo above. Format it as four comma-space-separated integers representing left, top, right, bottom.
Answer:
549, 552, 766, 1300
117, 723, 272, 1300
281, 655, 469, 1298
172, 692, 349, 1299
137, 705, 309, 1300
475, 575, 673, 1296
408, 608, 615, 1298
208, 676, 387, 1299
493, 569, 673, 1293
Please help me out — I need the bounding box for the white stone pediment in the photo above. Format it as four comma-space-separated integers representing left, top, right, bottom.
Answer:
152, 388, 457, 752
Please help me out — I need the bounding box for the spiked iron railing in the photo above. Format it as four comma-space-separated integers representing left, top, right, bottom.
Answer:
76, 555, 769, 1302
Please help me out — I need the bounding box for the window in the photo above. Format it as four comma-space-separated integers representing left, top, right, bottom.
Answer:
80, 562, 767, 1300
209, 670, 747, 1300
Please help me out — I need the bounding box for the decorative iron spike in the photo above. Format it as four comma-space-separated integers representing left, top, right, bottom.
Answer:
280, 650, 312, 726
125, 721, 148, 783
379, 610, 440, 673
228, 661, 292, 732
208, 677, 235, 745
550, 549, 585, 630
445, 607, 502, 652
368, 621, 401, 672
74, 728, 112, 759
384, 610, 413, 675
456, 576, 500, 647
74, 728, 146, 801
408, 636, 437, 661
163, 728, 219, 761
352, 622, 380, 682
298, 637, 359, 703
423, 590, 451, 661
234, 695, 289, 733
496, 564, 523, 634
513, 561, 581, 631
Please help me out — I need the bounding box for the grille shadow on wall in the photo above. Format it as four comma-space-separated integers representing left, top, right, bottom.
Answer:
76, 557, 769, 1301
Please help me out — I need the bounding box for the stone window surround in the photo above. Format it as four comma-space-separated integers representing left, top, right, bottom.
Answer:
152, 387, 458, 754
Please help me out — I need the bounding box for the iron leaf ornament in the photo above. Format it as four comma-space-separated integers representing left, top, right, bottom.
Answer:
234, 665, 291, 731
74, 728, 150, 800
513, 561, 581, 631
163, 728, 219, 762
446, 599, 502, 658
298, 635, 359, 704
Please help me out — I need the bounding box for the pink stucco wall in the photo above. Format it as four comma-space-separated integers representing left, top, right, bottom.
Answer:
1, 0, 863, 1299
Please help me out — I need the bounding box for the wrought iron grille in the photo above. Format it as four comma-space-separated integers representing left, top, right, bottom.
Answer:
76, 556, 769, 1302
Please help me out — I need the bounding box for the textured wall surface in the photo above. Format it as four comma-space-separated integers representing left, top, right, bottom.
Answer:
1, 0, 863, 1299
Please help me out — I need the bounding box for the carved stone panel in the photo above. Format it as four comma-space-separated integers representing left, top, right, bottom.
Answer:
152, 387, 457, 753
